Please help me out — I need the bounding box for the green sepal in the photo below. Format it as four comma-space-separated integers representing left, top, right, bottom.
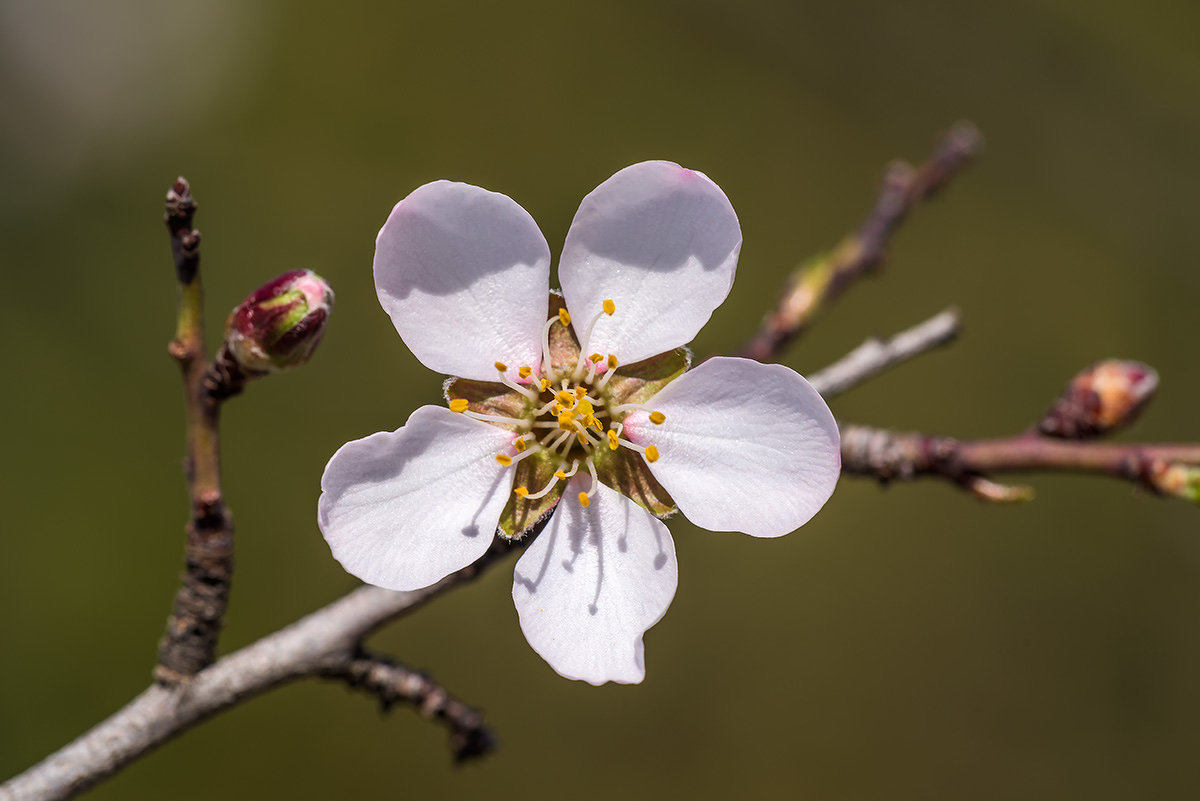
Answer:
497, 450, 566, 540
605, 348, 690, 408
594, 446, 676, 517
443, 377, 529, 421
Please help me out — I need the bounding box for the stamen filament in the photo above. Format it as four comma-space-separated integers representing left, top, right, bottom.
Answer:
540, 316, 558, 375
609, 402, 665, 421
595, 355, 620, 390
534, 397, 561, 416
574, 300, 616, 375
498, 371, 539, 401
546, 429, 574, 455
461, 409, 531, 429
495, 446, 539, 467
615, 437, 659, 462
586, 457, 599, 494
522, 471, 562, 500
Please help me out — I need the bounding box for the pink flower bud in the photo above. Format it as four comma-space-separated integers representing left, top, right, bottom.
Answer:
225, 270, 334, 373
1038, 360, 1157, 439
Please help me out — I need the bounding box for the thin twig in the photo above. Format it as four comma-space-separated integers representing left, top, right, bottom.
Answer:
320, 650, 495, 763
807, 308, 960, 398
158, 177, 236, 683
737, 121, 982, 362
840, 424, 1200, 502
0, 539, 525, 801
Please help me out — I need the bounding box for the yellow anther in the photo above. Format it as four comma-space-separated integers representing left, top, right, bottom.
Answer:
449, 398, 469, 413
575, 386, 587, 399
589, 352, 603, 363
649, 411, 666, 425
602, 299, 615, 315
518, 365, 532, 378
644, 445, 660, 463
496, 454, 513, 466
514, 486, 529, 498
494, 361, 508, 372
590, 419, 603, 432
540, 378, 550, 390
514, 438, 529, 453
578, 492, 591, 508
551, 403, 564, 416
556, 390, 574, 404
576, 431, 589, 444
607, 354, 618, 369
577, 398, 594, 417
607, 430, 619, 451
557, 308, 571, 326
554, 470, 567, 480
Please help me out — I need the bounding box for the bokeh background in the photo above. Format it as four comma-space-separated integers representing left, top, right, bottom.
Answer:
3, 0, 1200, 798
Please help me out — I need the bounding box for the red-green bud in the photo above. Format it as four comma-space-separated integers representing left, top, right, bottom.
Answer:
1038, 360, 1157, 439
1149, 462, 1200, 504
226, 269, 334, 373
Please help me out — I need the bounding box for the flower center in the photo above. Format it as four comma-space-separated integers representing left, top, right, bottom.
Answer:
447, 300, 664, 507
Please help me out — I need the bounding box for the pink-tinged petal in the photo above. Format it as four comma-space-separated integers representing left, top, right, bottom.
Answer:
625, 356, 840, 538
558, 161, 741, 364
318, 405, 516, 591
512, 481, 678, 685
374, 181, 550, 381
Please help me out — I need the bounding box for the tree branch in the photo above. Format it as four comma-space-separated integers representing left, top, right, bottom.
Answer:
838, 358, 1197, 503
737, 121, 982, 362
0, 538, 525, 801
807, 308, 960, 399
159, 177, 236, 683
840, 424, 1200, 503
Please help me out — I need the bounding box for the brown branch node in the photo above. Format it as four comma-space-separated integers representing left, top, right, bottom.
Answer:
165, 177, 200, 287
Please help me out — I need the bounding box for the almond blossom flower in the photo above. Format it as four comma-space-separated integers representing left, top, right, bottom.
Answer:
318, 161, 840, 685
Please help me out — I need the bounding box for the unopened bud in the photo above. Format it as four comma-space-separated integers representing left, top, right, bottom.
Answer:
1149, 462, 1200, 503
1038, 360, 1157, 439
225, 269, 333, 373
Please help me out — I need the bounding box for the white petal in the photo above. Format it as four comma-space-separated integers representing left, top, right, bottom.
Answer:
625, 356, 840, 538
374, 180, 550, 381
512, 481, 678, 685
318, 405, 516, 591
558, 161, 741, 364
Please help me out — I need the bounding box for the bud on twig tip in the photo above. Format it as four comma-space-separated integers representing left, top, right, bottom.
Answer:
1038, 360, 1158, 440
1149, 462, 1200, 504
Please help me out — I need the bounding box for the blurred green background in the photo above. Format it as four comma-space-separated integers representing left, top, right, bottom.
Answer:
3, 0, 1200, 798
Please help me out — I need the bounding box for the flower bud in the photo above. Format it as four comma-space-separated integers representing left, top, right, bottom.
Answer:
1037, 360, 1157, 439
1149, 462, 1200, 504
225, 269, 333, 373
